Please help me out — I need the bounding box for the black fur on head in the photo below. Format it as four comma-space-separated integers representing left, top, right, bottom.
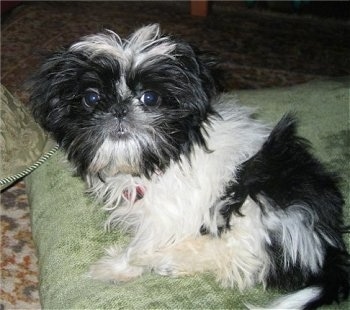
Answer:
29, 24, 217, 178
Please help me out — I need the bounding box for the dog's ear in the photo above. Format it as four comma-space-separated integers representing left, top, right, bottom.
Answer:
192, 46, 227, 93
191, 46, 219, 100
193, 46, 227, 94
28, 49, 85, 133
168, 40, 218, 115
28, 51, 64, 131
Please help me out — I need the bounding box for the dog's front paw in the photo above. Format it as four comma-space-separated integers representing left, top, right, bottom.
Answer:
89, 254, 144, 283
151, 256, 192, 278
153, 263, 177, 277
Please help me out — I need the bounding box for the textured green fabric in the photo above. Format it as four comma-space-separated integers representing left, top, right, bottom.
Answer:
26, 78, 349, 309
0, 85, 55, 190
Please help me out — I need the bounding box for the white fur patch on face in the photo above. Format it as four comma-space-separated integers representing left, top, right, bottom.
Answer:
123, 24, 177, 69
69, 24, 176, 72
89, 137, 142, 176
70, 29, 124, 60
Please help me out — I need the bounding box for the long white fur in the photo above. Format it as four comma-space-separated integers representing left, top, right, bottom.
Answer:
262, 201, 327, 273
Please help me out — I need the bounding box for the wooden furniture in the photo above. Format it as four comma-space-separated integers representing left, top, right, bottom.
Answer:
190, 0, 208, 16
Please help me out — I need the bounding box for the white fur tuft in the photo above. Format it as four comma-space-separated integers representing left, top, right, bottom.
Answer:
70, 24, 176, 72
247, 286, 322, 310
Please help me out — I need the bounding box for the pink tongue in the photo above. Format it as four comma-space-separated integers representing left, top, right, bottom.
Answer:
122, 185, 145, 202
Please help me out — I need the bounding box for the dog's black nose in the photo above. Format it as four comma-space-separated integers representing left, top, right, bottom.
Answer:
110, 105, 128, 118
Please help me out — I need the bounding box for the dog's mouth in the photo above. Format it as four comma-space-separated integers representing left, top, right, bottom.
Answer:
107, 118, 132, 140
116, 123, 128, 135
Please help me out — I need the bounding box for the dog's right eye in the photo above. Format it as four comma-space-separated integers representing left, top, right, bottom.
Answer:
82, 91, 100, 107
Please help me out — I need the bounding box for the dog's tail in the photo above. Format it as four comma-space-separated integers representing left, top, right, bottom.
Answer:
248, 246, 350, 310
246, 286, 322, 310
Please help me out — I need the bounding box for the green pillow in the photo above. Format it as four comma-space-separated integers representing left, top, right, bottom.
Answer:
25, 78, 349, 309
0, 85, 57, 190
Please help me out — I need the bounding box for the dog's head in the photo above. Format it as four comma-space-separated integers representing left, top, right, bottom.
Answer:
29, 24, 217, 178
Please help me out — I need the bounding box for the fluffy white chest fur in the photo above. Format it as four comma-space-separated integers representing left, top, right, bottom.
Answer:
88, 97, 267, 247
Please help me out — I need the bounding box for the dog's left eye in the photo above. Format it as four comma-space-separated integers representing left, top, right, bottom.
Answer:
140, 91, 160, 106
83, 91, 100, 107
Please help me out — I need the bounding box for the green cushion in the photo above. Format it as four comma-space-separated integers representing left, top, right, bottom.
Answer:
0, 85, 56, 190
25, 78, 349, 309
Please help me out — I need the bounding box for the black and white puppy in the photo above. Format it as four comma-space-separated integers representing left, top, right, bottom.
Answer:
29, 24, 349, 309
